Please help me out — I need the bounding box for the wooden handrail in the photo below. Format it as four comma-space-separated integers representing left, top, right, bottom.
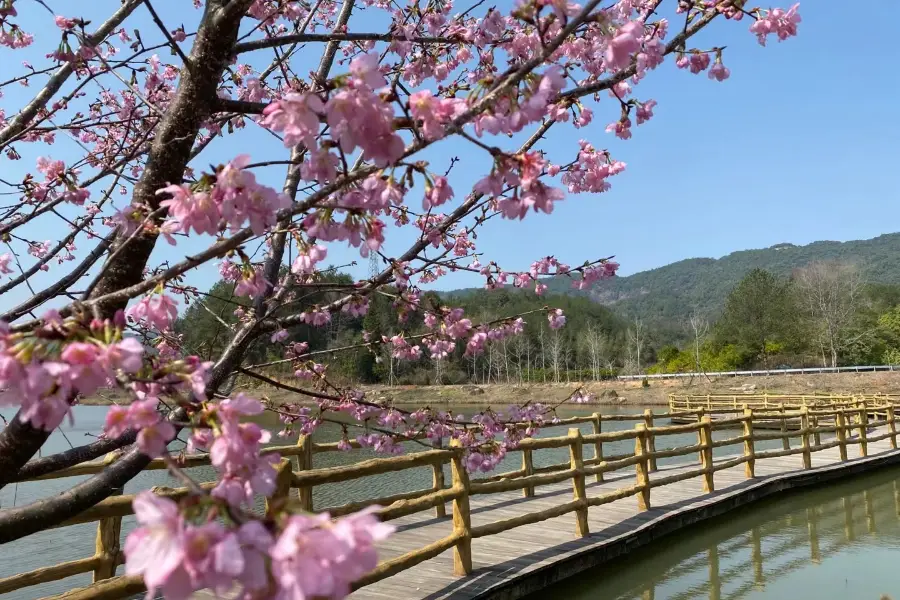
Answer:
10, 395, 900, 599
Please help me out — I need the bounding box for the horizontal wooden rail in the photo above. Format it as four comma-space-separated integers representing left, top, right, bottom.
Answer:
0, 556, 101, 594
41, 575, 145, 600
470, 499, 585, 538
327, 486, 439, 518
291, 448, 455, 487
352, 532, 465, 589
377, 488, 462, 522
470, 468, 577, 495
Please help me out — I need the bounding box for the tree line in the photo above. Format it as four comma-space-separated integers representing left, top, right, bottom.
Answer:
177, 260, 900, 386
651, 262, 900, 374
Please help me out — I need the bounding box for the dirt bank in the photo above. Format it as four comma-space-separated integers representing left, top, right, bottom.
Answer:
358, 371, 900, 407
79, 371, 900, 408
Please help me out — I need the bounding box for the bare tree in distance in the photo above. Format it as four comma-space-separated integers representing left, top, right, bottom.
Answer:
794, 261, 865, 368
547, 328, 565, 383
689, 311, 712, 382
582, 324, 611, 381
626, 317, 646, 375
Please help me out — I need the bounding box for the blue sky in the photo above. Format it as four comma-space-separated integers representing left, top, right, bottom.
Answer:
2, 2, 898, 312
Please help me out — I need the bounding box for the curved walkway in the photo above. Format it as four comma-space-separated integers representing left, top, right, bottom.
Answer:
349, 429, 900, 600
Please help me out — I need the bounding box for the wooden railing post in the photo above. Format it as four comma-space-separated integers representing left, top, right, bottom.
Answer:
700, 415, 714, 493
432, 439, 447, 517
696, 408, 705, 466
742, 406, 755, 478
800, 407, 811, 469
858, 402, 868, 457
266, 458, 294, 518
812, 414, 821, 447
591, 412, 604, 482
634, 423, 651, 511
706, 394, 711, 410
779, 403, 789, 451
449, 439, 473, 575
296, 433, 314, 511
836, 411, 848, 461
568, 428, 589, 537
643, 409, 658, 472
92, 487, 123, 582
521, 448, 535, 498
888, 405, 897, 449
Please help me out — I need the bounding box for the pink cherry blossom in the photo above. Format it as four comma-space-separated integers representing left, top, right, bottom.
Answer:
708, 61, 730, 81
124, 492, 184, 595
548, 308, 566, 329
126, 293, 178, 331
605, 21, 644, 71
0, 254, 12, 275
159, 184, 219, 236
260, 92, 325, 149
750, 4, 801, 46
137, 421, 176, 458
409, 90, 466, 140
636, 100, 657, 124
423, 176, 453, 210
54, 15, 76, 29
291, 244, 327, 275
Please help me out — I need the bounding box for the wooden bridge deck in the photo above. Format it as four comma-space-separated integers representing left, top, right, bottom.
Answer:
347, 428, 900, 600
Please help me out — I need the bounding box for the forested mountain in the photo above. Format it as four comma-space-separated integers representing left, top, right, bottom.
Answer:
175, 234, 900, 386
546, 233, 900, 340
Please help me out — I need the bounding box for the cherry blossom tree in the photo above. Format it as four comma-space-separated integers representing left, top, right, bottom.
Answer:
0, 0, 800, 596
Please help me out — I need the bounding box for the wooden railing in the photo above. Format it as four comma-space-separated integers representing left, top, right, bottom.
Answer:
4, 398, 900, 599
668, 393, 900, 412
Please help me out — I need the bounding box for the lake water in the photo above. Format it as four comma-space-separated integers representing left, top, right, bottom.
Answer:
0, 403, 814, 599
532, 466, 900, 600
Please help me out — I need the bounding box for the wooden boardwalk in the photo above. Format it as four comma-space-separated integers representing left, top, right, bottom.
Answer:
348, 428, 900, 600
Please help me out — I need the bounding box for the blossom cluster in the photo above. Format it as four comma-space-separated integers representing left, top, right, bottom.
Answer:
0, 311, 144, 430
187, 394, 283, 507
160, 155, 290, 238
125, 492, 393, 600
104, 398, 175, 457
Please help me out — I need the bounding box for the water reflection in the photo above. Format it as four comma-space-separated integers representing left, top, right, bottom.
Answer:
536, 468, 900, 600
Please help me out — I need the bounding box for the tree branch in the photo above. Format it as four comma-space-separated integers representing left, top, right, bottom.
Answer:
0, 0, 248, 502
0, 0, 142, 147
10, 430, 138, 483
234, 31, 461, 53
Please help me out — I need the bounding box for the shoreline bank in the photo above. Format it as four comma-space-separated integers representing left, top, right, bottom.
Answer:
78, 371, 900, 408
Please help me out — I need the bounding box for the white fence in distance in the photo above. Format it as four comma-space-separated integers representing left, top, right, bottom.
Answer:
617, 364, 899, 381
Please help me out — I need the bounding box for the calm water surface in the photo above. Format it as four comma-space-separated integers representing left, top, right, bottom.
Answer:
533, 467, 900, 600
0, 403, 816, 598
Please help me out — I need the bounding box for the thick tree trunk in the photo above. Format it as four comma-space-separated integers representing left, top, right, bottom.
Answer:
0, 0, 250, 538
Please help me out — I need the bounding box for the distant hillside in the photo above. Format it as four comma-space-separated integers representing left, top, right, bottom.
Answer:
548, 233, 900, 338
